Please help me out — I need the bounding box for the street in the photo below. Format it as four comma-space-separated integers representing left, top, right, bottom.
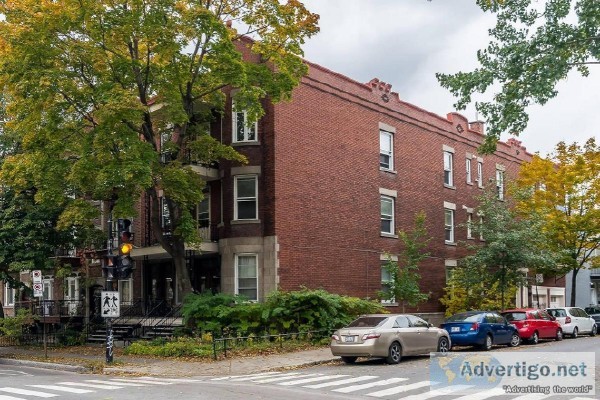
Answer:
1, 336, 599, 400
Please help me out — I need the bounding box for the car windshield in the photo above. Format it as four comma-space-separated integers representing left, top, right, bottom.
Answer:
503, 312, 527, 321
446, 313, 482, 323
346, 316, 388, 328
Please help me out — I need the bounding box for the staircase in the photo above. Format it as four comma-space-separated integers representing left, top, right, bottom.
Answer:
140, 304, 184, 340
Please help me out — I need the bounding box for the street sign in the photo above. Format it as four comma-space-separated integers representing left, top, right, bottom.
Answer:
32, 283, 43, 298
101, 291, 120, 318
32, 270, 42, 284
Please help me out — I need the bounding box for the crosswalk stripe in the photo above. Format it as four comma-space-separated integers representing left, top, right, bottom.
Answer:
365, 381, 430, 397
452, 387, 507, 400
510, 394, 551, 400
400, 384, 473, 400
57, 382, 123, 390
108, 379, 172, 385
27, 385, 93, 394
303, 375, 379, 389
332, 378, 408, 393
251, 373, 321, 383
277, 375, 350, 386
229, 372, 294, 382
0, 388, 57, 398
0, 395, 27, 400
211, 372, 281, 381
142, 378, 202, 383
86, 380, 146, 387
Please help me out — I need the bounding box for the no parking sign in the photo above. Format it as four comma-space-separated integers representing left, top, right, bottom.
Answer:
33, 282, 43, 297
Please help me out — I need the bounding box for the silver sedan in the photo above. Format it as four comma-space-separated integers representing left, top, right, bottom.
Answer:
330, 314, 450, 364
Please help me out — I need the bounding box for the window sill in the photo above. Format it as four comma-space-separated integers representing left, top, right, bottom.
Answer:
231, 219, 261, 225
466, 182, 473, 186
445, 241, 457, 246
232, 141, 261, 146
467, 236, 474, 240
380, 168, 398, 174
382, 302, 399, 307
444, 184, 456, 190
478, 185, 484, 189
380, 233, 399, 238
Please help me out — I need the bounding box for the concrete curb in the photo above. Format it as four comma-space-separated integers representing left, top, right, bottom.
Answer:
0, 358, 90, 373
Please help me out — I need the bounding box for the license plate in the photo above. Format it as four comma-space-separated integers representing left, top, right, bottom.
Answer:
344, 336, 355, 342
451, 326, 460, 332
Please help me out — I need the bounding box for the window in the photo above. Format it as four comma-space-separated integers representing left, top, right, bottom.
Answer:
407, 315, 429, 327
380, 195, 395, 235
496, 169, 505, 200
477, 161, 483, 188
443, 151, 453, 186
4, 284, 15, 307
445, 209, 454, 243
379, 130, 393, 170
393, 316, 409, 328
42, 279, 53, 300
236, 254, 258, 301
118, 279, 133, 305
381, 266, 395, 304
479, 215, 484, 240
466, 158, 472, 184
234, 175, 258, 220
232, 102, 257, 143
466, 212, 473, 239
197, 191, 209, 229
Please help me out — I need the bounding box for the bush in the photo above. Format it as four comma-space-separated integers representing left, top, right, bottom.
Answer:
0, 309, 36, 342
181, 288, 385, 337
125, 337, 213, 357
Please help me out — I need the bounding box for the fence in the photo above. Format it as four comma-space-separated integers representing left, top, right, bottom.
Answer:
211, 330, 331, 360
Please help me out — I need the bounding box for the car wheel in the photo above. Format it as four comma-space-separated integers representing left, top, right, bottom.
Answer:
437, 337, 450, 354
529, 331, 539, 345
386, 341, 402, 364
556, 329, 563, 341
571, 327, 578, 338
341, 356, 357, 364
481, 334, 493, 351
591, 324, 597, 337
508, 333, 520, 347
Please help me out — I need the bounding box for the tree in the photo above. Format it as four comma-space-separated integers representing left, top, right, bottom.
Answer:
379, 212, 431, 312
453, 186, 557, 311
515, 138, 600, 306
436, 0, 600, 153
440, 263, 517, 316
0, 1, 319, 297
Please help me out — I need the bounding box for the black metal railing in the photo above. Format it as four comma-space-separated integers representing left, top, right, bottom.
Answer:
211, 330, 331, 360
141, 304, 183, 338
15, 300, 85, 318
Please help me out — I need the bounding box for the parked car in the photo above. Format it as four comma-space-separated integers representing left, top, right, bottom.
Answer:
441, 311, 520, 350
546, 307, 597, 338
584, 306, 600, 325
501, 308, 563, 343
330, 314, 450, 364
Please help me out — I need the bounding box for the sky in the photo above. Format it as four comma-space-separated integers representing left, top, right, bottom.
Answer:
300, 0, 599, 157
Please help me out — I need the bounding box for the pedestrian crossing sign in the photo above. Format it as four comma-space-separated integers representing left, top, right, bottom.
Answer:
101, 291, 120, 318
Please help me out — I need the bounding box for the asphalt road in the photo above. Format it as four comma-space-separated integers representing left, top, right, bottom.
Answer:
2, 336, 599, 400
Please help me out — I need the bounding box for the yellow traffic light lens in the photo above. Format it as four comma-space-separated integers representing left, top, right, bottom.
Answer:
120, 243, 133, 254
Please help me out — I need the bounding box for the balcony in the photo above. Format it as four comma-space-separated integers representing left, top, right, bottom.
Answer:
134, 224, 220, 259
590, 269, 600, 277
161, 150, 220, 181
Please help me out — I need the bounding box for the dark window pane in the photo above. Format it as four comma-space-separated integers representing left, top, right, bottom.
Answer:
237, 200, 256, 219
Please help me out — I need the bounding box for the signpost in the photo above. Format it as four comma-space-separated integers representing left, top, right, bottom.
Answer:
101, 290, 120, 363
32, 270, 46, 358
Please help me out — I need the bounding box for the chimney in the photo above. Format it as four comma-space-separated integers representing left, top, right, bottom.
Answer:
469, 121, 484, 135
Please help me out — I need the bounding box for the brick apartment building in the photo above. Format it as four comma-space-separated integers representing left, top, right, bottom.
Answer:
2, 57, 565, 323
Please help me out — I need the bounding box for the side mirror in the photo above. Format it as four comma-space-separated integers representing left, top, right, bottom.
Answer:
549, 316, 556, 321
429, 323, 434, 328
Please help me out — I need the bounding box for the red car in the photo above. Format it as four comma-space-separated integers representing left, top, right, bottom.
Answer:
502, 308, 563, 344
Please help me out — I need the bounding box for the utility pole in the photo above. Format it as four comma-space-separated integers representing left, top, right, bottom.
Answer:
105, 203, 115, 364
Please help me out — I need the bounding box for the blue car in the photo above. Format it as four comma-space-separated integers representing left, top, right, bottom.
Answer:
441, 311, 521, 350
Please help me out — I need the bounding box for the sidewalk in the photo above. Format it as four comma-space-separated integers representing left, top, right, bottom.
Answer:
0, 345, 338, 377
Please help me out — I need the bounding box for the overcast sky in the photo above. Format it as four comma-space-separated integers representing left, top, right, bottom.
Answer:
300, 0, 599, 157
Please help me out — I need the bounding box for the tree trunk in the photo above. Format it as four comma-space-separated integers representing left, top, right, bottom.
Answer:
171, 244, 194, 301
570, 268, 579, 307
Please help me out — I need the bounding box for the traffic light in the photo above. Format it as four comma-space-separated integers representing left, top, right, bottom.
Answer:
117, 233, 133, 279
102, 255, 118, 279
117, 218, 131, 235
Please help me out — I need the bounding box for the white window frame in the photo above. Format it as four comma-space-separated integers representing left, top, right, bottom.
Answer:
479, 215, 485, 240
380, 266, 396, 304
379, 130, 394, 170
118, 279, 133, 305
235, 253, 258, 301
467, 212, 473, 239
477, 160, 484, 188
466, 157, 472, 184
42, 279, 53, 301
380, 195, 395, 235
160, 196, 171, 229
234, 175, 258, 220
4, 284, 15, 307
232, 101, 257, 143
443, 151, 454, 186
496, 169, 505, 200
444, 208, 455, 243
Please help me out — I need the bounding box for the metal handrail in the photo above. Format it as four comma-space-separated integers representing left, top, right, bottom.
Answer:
142, 304, 183, 337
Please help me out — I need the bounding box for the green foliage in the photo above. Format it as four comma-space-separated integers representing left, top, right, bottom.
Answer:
440, 264, 517, 316
125, 337, 213, 357
0, 309, 35, 340
437, 0, 600, 153
181, 289, 385, 337
378, 212, 431, 311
